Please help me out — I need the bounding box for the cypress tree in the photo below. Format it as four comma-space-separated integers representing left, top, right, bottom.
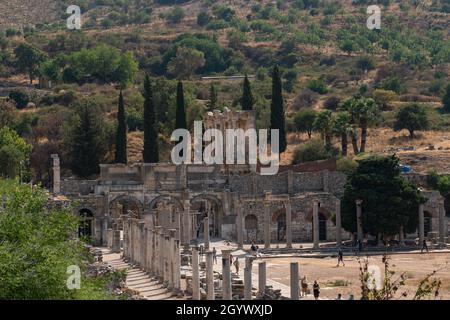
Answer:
270, 66, 287, 153
242, 74, 254, 111
175, 80, 187, 158
115, 90, 127, 164
206, 84, 217, 112
143, 74, 159, 163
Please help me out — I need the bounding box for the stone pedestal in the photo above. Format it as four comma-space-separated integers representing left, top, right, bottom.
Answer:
221, 250, 232, 300
290, 262, 299, 300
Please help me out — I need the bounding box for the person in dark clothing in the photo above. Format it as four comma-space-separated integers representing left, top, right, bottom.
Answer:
421, 239, 429, 253
313, 281, 320, 300
337, 248, 345, 267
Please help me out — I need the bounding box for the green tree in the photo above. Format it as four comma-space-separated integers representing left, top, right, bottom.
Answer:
167, 46, 205, 80
394, 104, 429, 138
206, 84, 217, 112
443, 83, 450, 113
270, 66, 287, 153
143, 74, 159, 163
14, 42, 47, 84
166, 7, 185, 24
66, 101, 107, 178
292, 139, 333, 164
241, 74, 254, 111
313, 110, 334, 147
333, 111, 352, 156
39, 59, 60, 83
115, 51, 138, 89
293, 109, 317, 139
115, 90, 127, 164
341, 155, 424, 239
0, 127, 32, 178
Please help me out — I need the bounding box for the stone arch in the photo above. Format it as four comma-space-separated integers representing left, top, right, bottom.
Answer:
271, 208, 286, 242
148, 194, 184, 232
306, 207, 332, 241
244, 214, 258, 243
148, 194, 184, 212
190, 193, 223, 238
109, 195, 143, 219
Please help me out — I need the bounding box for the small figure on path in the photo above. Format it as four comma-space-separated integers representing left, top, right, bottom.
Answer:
335, 293, 342, 300
300, 276, 308, 297
421, 239, 429, 253
212, 247, 217, 264
337, 248, 345, 267
233, 257, 240, 274
348, 294, 354, 300
313, 281, 320, 300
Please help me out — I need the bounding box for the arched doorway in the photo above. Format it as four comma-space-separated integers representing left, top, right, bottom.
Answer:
319, 213, 327, 241
109, 195, 142, 230
148, 195, 184, 237
190, 195, 222, 239
244, 214, 258, 243
78, 209, 93, 238
424, 212, 432, 237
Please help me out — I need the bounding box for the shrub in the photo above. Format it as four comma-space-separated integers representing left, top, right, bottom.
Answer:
166, 7, 185, 24
9, 90, 29, 109
292, 139, 335, 164
324, 96, 341, 110
307, 78, 328, 94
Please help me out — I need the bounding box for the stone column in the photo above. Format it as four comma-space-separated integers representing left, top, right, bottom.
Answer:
264, 201, 271, 249
122, 218, 129, 259
244, 257, 253, 300
439, 202, 446, 247
168, 229, 177, 290
313, 201, 319, 249
290, 262, 299, 300
51, 154, 60, 194
206, 250, 215, 300
192, 246, 200, 300
418, 203, 425, 247
258, 261, 266, 296
335, 199, 342, 247
112, 229, 121, 253
183, 200, 191, 246
161, 232, 168, 284
164, 234, 171, 288
356, 199, 364, 242
146, 227, 153, 273
221, 250, 232, 300
237, 201, 244, 250
285, 200, 292, 248
204, 216, 210, 250
173, 239, 181, 292
154, 226, 163, 278
139, 221, 146, 268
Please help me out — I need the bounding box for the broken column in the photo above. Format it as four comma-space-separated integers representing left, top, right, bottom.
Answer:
244, 256, 253, 300
285, 200, 292, 248
164, 233, 171, 287
290, 262, 299, 300
51, 154, 60, 194
206, 250, 215, 300
192, 246, 201, 300
335, 199, 342, 247
418, 203, 425, 247
221, 250, 232, 300
154, 226, 163, 279
237, 200, 244, 250
139, 221, 146, 267
258, 261, 266, 296
204, 215, 210, 250
183, 200, 191, 246
264, 201, 271, 249
313, 201, 319, 249
439, 201, 446, 247
356, 199, 364, 242
173, 239, 181, 293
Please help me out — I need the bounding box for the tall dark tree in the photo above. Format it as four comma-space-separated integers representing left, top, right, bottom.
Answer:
175, 80, 187, 130
270, 66, 287, 153
143, 74, 159, 163
241, 74, 254, 111
68, 101, 107, 178
115, 90, 127, 164
175, 80, 187, 158
341, 155, 424, 240
206, 84, 217, 112
442, 83, 450, 113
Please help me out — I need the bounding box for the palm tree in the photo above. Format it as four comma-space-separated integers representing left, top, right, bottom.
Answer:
313, 110, 334, 147
333, 111, 351, 157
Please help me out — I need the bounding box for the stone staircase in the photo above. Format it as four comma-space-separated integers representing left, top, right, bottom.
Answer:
103, 250, 186, 300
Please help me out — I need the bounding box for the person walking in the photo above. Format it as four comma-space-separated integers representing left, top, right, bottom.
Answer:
233, 257, 240, 274
212, 247, 217, 264
421, 239, 429, 253
337, 248, 345, 267
313, 281, 320, 300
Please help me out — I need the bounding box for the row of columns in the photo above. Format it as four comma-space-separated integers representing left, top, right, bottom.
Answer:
122, 218, 181, 294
